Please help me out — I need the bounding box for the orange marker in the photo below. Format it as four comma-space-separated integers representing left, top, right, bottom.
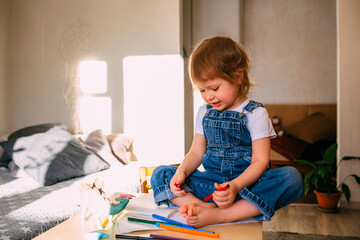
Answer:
203, 184, 230, 202
156, 223, 219, 238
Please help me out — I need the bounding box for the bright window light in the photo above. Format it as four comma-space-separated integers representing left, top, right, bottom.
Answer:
123, 55, 184, 165
79, 60, 107, 94
79, 96, 112, 135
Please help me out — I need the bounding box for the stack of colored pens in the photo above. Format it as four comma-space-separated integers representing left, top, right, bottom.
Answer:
119, 213, 219, 239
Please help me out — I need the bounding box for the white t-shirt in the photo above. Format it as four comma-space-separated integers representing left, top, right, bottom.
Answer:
195, 99, 276, 141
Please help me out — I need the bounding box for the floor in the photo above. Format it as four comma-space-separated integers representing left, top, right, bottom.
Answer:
263, 203, 360, 239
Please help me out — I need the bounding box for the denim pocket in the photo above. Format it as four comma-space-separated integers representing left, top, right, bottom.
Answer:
204, 118, 241, 148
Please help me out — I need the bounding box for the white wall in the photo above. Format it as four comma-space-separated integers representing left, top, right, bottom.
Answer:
244, 0, 337, 104
8, 0, 184, 165
337, 0, 360, 209
0, 0, 12, 135
10, 0, 182, 133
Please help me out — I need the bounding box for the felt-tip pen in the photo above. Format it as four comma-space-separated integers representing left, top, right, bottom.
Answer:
115, 234, 163, 239
203, 184, 230, 202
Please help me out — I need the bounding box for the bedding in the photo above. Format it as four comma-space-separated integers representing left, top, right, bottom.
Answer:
0, 123, 64, 167
270, 135, 308, 161
0, 126, 109, 186
107, 133, 134, 164
0, 164, 141, 240
283, 112, 336, 144
269, 112, 336, 163
270, 136, 335, 163
78, 129, 124, 168
0, 124, 139, 239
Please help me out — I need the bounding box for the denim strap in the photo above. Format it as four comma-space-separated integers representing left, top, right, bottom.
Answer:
243, 100, 263, 113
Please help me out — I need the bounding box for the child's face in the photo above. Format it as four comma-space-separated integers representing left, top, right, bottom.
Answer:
196, 78, 244, 111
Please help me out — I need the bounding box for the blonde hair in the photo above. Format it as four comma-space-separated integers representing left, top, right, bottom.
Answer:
189, 36, 253, 96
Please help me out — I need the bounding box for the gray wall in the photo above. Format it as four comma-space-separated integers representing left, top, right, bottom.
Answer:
191, 0, 336, 105
244, 0, 337, 104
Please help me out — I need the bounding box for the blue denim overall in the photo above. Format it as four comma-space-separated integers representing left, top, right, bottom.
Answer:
151, 100, 303, 221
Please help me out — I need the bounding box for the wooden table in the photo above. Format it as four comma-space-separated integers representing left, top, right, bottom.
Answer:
34, 213, 262, 240
34, 192, 262, 240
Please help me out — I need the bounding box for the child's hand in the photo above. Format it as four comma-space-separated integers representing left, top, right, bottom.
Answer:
212, 182, 238, 208
170, 170, 186, 196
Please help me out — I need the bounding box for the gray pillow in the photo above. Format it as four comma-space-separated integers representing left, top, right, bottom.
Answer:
7, 123, 65, 140
0, 126, 108, 186
0, 123, 64, 166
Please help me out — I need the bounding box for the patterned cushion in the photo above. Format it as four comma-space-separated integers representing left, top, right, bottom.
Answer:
0, 123, 63, 167
79, 129, 123, 167
107, 133, 133, 165
0, 126, 108, 186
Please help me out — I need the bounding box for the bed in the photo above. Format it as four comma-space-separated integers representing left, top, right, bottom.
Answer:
265, 104, 337, 175
0, 124, 140, 240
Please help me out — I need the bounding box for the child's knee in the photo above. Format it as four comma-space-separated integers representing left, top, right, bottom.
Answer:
282, 166, 304, 197
284, 167, 303, 186
150, 165, 177, 189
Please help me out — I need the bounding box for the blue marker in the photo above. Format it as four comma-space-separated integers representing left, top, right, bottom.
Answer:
152, 214, 194, 229
151, 214, 214, 233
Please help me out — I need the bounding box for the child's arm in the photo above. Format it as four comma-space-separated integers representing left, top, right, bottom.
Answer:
170, 133, 207, 196
213, 137, 270, 208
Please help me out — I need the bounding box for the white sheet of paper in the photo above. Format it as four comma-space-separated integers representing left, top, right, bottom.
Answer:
117, 194, 259, 234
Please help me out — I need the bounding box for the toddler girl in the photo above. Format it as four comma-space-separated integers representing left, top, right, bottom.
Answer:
151, 36, 303, 227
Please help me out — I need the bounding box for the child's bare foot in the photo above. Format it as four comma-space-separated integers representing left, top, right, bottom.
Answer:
179, 204, 222, 227
179, 200, 262, 228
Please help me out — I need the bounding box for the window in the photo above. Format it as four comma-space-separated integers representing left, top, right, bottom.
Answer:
78, 60, 112, 134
